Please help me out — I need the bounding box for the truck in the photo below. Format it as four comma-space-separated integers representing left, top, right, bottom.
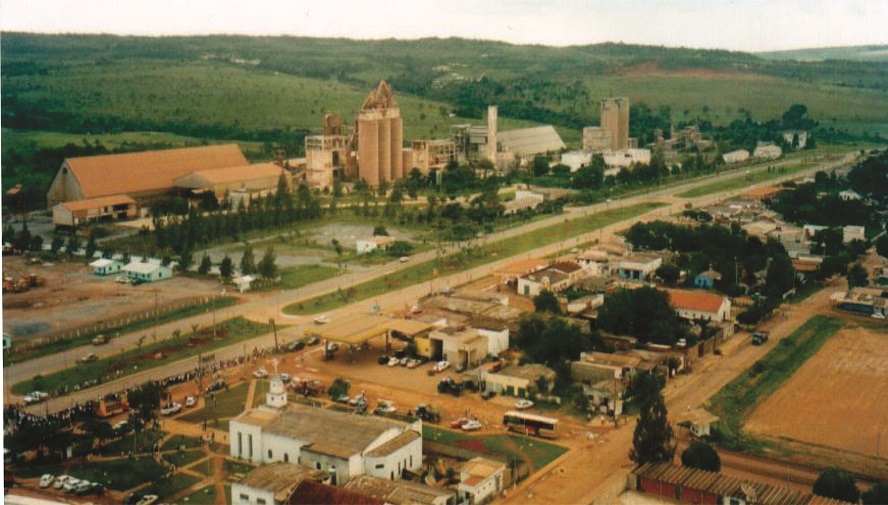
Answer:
752, 331, 770, 345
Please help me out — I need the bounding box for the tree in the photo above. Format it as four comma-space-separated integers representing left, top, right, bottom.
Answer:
85, 232, 98, 260
764, 254, 795, 300
328, 377, 351, 400
862, 481, 888, 505
258, 246, 277, 279
219, 254, 233, 280
630, 393, 676, 466
373, 225, 389, 236
655, 264, 681, 286
812, 467, 860, 503
628, 371, 665, 408
533, 290, 561, 314
331, 239, 343, 268
51, 234, 64, 254
198, 254, 212, 275
597, 287, 686, 345
681, 440, 721, 472
532, 155, 549, 177
240, 246, 255, 275
847, 263, 869, 288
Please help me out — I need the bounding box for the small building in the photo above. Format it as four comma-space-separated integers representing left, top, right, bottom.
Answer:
561, 150, 592, 172
721, 149, 750, 164
583, 379, 626, 416
834, 287, 888, 316
843, 225, 865, 244
615, 254, 662, 282
123, 261, 173, 283
458, 457, 506, 505
782, 130, 808, 149
234, 275, 257, 293
356, 236, 396, 255
493, 259, 548, 286
483, 364, 556, 398
571, 351, 641, 384
693, 268, 722, 289
839, 189, 862, 201
673, 408, 719, 438
667, 289, 731, 323
89, 258, 123, 276
422, 327, 497, 371
52, 195, 138, 227
753, 143, 782, 159
232, 463, 330, 505
343, 475, 455, 505
603, 149, 651, 168
517, 261, 583, 297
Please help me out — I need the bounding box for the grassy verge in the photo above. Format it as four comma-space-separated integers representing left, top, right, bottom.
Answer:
13, 317, 273, 395
163, 449, 206, 468
423, 426, 567, 471
100, 429, 166, 456
161, 434, 203, 451
254, 264, 341, 292
707, 315, 843, 452
284, 202, 665, 315
676, 161, 818, 198
143, 473, 201, 500
182, 485, 218, 503
179, 381, 250, 426
4, 296, 240, 366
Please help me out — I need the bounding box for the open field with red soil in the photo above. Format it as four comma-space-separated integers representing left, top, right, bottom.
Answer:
745, 324, 888, 459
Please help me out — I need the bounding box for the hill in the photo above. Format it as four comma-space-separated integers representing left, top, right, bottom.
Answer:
758, 45, 888, 62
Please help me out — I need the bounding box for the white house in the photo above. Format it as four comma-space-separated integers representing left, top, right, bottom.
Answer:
356, 236, 395, 255
483, 364, 557, 397
666, 289, 732, 323
230, 406, 422, 485
674, 408, 720, 438
615, 254, 663, 282
232, 463, 330, 505
517, 262, 584, 296
458, 457, 506, 505
561, 150, 592, 172
721, 149, 750, 164
89, 258, 123, 276
843, 225, 865, 244
123, 261, 173, 283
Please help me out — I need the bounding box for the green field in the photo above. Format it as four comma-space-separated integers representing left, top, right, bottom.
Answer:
13, 317, 273, 395
423, 426, 567, 472
676, 160, 817, 198
179, 381, 250, 427
707, 315, 844, 452
284, 201, 665, 315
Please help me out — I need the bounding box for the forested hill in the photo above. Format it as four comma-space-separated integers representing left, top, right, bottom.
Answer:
758, 45, 888, 63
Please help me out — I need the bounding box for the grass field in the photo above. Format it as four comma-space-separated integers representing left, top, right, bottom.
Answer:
4, 296, 240, 366
707, 315, 844, 452
12, 317, 272, 395
423, 426, 567, 472
178, 381, 250, 426
284, 202, 665, 315
675, 162, 816, 198
262, 264, 342, 292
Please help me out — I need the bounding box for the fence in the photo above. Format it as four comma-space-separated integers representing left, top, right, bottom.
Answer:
17, 295, 224, 350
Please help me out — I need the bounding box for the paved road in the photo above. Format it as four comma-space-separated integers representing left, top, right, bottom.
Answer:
5, 150, 859, 414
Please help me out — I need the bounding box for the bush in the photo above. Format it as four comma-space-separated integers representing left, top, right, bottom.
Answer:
813, 467, 860, 503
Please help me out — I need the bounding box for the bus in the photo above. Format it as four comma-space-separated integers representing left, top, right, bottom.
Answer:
502, 410, 558, 438
95, 393, 129, 418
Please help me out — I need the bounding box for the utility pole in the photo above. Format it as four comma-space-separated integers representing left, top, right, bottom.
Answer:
270, 319, 278, 352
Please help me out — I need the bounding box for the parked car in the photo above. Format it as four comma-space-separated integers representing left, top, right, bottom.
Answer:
378, 355, 390, 365
285, 340, 305, 352
91, 335, 109, 345
184, 396, 196, 408
399, 256, 410, 263
23, 391, 49, 405
387, 357, 400, 367
53, 475, 70, 489
161, 402, 182, 416
515, 399, 534, 410
39, 474, 54, 488
433, 360, 450, 373
481, 390, 496, 400
63, 477, 82, 492
349, 395, 367, 407
137, 495, 159, 505
206, 380, 226, 393
314, 315, 330, 324
333, 393, 350, 404
253, 368, 268, 379
327, 342, 340, 352
74, 481, 94, 495
115, 275, 130, 284
462, 420, 483, 432
872, 312, 885, 320
76, 353, 99, 364
305, 335, 320, 346
450, 417, 470, 429
406, 358, 422, 369
375, 400, 397, 415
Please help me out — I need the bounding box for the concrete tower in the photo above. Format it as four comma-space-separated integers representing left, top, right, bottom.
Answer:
266, 373, 287, 408
600, 97, 630, 150
486, 105, 498, 162
356, 81, 404, 187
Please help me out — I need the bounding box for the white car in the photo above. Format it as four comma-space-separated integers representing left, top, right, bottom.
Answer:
23, 391, 49, 405
387, 357, 400, 367
39, 474, 54, 488
375, 401, 397, 414
184, 396, 196, 408
399, 256, 410, 263
63, 477, 82, 492
433, 360, 450, 372
515, 399, 535, 410
314, 315, 330, 325
53, 475, 70, 489
161, 402, 182, 416
253, 368, 268, 378
137, 495, 160, 505
872, 312, 885, 320
462, 420, 483, 432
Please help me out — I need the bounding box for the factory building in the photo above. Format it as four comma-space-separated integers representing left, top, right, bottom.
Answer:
600, 97, 630, 151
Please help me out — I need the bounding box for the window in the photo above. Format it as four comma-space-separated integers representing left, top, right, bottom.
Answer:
239, 494, 249, 500
376, 464, 384, 469
257, 499, 267, 505
316, 462, 321, 470
284, 453, 289, 463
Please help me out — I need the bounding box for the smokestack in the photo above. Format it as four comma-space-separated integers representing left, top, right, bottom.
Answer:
487, 105, 498, 163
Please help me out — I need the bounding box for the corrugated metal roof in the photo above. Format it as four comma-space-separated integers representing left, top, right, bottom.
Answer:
498, 126, 566, 156
66, 144, 247, 199
365, 431, 420, 457
174, 162, 286, 188
237, 463, 327, 499
60, 195, 136, 212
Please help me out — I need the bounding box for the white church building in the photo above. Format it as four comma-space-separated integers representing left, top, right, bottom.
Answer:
229, 374, 423, 486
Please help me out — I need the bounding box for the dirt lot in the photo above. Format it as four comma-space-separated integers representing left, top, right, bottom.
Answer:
745, 324, 888, 459
2, 255, 225, 343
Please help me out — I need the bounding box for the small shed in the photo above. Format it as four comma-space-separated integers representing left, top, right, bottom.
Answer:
694, 268, 722, 289
484, 364, 556, 398
674, 408, 719, 437
90, 258, 123, 276
123, 262, 173, 283
234, 275, 256, 293
458, 457, 506, 505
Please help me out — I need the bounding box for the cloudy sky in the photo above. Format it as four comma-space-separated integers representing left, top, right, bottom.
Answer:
1, 0, 885, 52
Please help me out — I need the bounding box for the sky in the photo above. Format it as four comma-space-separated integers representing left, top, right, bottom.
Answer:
0, 0, 886, 52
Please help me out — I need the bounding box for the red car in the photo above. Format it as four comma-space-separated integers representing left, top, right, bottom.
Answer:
450, 418, 469, 429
